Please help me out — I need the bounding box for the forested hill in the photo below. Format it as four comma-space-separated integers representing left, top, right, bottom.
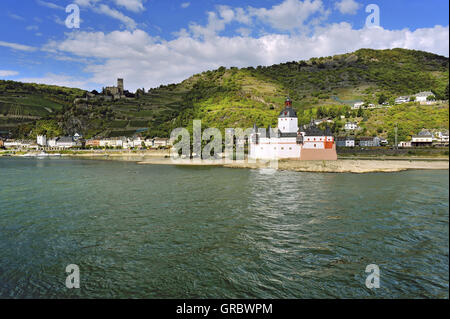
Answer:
1, 48, 448, 142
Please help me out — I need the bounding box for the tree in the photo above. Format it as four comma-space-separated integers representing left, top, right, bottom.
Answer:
445, 83, 449, 100
378, 94, 387, 104
357, 108, 364, 118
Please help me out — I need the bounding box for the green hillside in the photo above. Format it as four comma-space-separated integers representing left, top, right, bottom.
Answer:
1, 48, 448, 142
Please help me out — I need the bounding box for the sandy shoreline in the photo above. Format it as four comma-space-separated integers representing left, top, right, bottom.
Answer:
1, 150, 448, 173
135, 157, 449, 173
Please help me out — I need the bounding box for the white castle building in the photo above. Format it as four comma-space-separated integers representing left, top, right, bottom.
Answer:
249, 98, 337, 161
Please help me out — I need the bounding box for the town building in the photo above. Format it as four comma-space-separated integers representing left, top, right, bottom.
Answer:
249, 98, 337, 160
85, 139, 101, 148
153, 137, 171, 148
37, 135, 47, 147
398, 141, 412, 148
336, 136, 355, 147
344, 122, 358, 131
3, 140, 37, 149
358, 136, 381, 147
411, 129, 433, 147
433, 130, 449, 146
48, 137, 77, 149
99, 138, 123, 148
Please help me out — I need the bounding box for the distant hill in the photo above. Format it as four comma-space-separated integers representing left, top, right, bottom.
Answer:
1, 48, 448, 143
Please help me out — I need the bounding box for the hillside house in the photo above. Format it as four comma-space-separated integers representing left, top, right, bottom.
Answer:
414, 91, 435, 102
395, 96, 410, 104
344, 122, 358, 131
352, 102, 364, 110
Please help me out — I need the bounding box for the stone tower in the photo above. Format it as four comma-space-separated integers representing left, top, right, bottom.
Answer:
117, 78, 124, 94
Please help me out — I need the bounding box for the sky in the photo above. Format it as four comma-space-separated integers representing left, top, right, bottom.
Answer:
0, 0, 449, 91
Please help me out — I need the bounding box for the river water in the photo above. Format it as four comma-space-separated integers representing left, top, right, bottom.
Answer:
0, 157, 448, 298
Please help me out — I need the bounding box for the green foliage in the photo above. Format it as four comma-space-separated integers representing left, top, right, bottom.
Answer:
2, 48, 449, 140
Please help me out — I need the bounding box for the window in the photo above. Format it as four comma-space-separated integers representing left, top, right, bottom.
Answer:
281, 147, 284, 150
314, 144, 316, 148
289, 147, 292, 150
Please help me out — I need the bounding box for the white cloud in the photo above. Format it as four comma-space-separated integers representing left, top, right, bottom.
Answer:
36, 0, 64, 10
93, 4, 138, 29
8, 13, 25, 21
0, 40, 37, 52
248, 0, 329, 31
74, 0, 101, 7
43, 23, 449, 91
113, 0, 146, 13
0, 70, 19, 77
181, 2, 190, 9
26, 25, 39, 31
335, 0, 361, 15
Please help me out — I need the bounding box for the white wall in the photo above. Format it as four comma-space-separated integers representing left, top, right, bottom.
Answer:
249, 137, 300, 159
278, 117, 298, 134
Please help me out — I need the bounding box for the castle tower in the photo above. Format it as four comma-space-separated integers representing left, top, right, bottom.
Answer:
278, 97, 298, 134
117, 78, 124, 94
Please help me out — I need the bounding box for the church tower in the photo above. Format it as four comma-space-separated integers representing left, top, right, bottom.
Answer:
278, 97, 298, 134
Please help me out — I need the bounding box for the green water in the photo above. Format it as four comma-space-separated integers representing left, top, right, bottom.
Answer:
0, 158, 448, 298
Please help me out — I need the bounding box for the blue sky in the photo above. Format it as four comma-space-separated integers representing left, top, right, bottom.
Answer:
0, 0, 448, 91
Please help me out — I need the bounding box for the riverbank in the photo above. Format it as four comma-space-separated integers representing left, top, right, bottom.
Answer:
136, 157, 449, 173
1, 150, 448, 173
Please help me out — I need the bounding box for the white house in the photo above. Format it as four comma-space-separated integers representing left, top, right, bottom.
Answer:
395, 96, 410, 104
414, 91, 435, 102
153, 138, 170, 148
433, 130, 449, 145
73, 133, 83, 141
352, 102, 364, 110
99, 138, 123, 148
336, 136, 355, 147
37, 135, 47, 147
411, 129, 433, 147
55, 137, 76, 149
344, 122, 358, 130
398, 141, 412, 148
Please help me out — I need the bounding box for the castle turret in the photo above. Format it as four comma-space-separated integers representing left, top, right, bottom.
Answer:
117, 78, 124, 94
278, 97, 298, 134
